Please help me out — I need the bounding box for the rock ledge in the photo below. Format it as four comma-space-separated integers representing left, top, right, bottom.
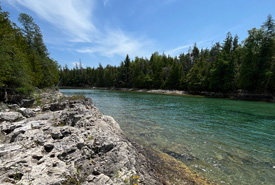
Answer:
0, 95, 160, 185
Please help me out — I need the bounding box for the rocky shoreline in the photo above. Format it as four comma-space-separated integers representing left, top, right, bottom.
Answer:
116, 88, 275, 102
0, 90, 216, 185
0, 90, 162, 184
61, 86, 275, 102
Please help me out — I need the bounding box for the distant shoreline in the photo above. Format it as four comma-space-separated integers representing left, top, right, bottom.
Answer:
59, 86, 275, 102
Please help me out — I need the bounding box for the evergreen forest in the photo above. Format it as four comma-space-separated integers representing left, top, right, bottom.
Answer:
1, 4, 274, 97
60, 15, 275, 94
0, 6, 59, 99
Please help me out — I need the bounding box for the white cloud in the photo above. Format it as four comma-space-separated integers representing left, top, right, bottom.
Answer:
10, 0, 95, 42
166, 38, 216, 56
5, 0, 17, 6
8, 0, 153, 59
77, 29, 153, 58
166, 44, 192, 56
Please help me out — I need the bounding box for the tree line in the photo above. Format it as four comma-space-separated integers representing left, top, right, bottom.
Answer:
59, 15, 273, 94
0, 6, 59, 98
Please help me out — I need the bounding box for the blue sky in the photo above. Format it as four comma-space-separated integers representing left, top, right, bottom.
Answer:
2, 0, 275, 68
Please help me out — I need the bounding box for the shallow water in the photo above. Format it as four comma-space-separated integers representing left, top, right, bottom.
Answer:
61, 89, 275, 185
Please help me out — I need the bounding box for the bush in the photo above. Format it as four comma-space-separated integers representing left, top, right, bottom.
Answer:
16, 84, 34, 96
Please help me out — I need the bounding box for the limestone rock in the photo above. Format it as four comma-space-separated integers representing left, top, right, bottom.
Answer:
49, 101, 67, 111
32, 106, 41, 112
20, 98, 35, 108
0, 95, 160, 185
18, 108, 35, 118
0, 112, 24, 122
8, 104, 20, 111
42, 104, 51, 112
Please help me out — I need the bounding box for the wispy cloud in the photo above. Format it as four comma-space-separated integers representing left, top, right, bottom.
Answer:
226, 24, 243, 34
10, 0, 95, 42
166, 44, 192, 56
8, 0, 153, 58
77, 29, 153, 58
166, 38, 215, 56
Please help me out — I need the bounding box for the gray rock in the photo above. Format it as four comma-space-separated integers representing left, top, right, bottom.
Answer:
59, 111, 82, 126
0, 143, 22, 156
10, 130, 25, 142
13, 121, 43, 133
18, 108, 35, 118
32, 106, 41, 112
88, 174, 112, 185
8, 104, 20, 110
0, 121, 18, 134
8, 121, 44, 143
49, 101, 67, 111
0, 95, 160, 185
42, 104, 50, 111
60, 127, 72, 137
0, 112, 23, 122
51, 128, 63, 140
20, 98, 35, 108
0, 102, 9, 111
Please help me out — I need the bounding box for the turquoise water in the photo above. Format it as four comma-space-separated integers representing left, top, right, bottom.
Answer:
61, 89, 275, 185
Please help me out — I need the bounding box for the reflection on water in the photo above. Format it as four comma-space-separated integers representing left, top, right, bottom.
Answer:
61, 89, 275, 185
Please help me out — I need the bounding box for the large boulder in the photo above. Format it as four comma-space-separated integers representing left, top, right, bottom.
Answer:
0, 112, 24, 122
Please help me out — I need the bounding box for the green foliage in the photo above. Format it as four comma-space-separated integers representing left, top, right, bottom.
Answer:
0, 7, 59, 101
59, 15, 275, 94
88, 136, 94, 140
16, 83, 34, 95
70, 94, 86, 100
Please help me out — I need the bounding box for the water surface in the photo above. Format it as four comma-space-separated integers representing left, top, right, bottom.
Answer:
61, 89, 275, 185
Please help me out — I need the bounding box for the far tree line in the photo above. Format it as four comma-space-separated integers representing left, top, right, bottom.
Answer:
61, 15, 274, 93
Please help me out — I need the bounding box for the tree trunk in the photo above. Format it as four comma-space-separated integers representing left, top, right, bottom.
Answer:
4, 88, 8, 102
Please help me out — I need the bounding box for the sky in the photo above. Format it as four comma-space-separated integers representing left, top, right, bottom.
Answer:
1, 0, 275, 68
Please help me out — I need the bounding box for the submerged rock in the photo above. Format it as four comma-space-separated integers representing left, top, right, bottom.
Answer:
0, 95, 160, 185
162, 149, 197, 162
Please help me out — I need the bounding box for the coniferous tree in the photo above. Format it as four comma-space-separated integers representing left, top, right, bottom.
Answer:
0, 7, 59, 100
58, 15, 275, 95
